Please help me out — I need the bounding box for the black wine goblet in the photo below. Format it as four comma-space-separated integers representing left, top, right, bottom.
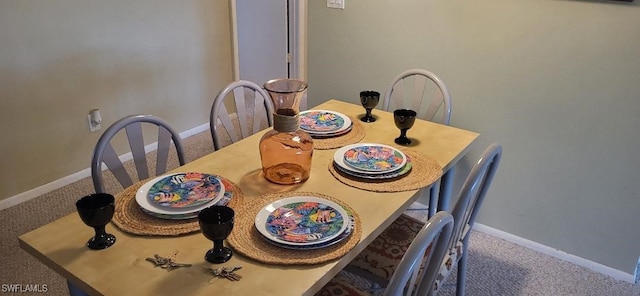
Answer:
394, 109, 417, 145
199, 205, 235, 264
360, 90, 380, 122
76, 193, 116, 250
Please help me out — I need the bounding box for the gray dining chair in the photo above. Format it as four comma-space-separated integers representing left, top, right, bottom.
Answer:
382, 68, 451, 125
383, 69, 453, 219
343, 143, 503, 296
316, 211, 454, 296
79, 114, 186, 296
210, 80, 274, 150
90, 114, 186, 193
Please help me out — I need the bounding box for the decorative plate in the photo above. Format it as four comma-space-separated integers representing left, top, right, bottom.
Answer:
262, 215, 355, 250
334, 157, 413, 180
146, 172, 224, 209
299, 110, 352, 134
140, 178, 234, 220
135, 173, 225, 216
255, 196, 350, 246
334, 144, 407, 175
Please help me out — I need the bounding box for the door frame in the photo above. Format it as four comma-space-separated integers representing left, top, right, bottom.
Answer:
229, 0, 306, 81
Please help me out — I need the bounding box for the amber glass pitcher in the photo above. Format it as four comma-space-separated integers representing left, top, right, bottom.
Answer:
259, 78, 313, 185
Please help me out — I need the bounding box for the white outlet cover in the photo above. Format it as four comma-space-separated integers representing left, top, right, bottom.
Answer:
327, 0, 345, 9
88, 115, 101, 132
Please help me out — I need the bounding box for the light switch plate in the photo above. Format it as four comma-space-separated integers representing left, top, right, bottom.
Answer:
327, 0, 345, 9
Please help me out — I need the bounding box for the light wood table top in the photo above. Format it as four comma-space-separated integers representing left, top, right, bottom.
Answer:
19, 99, 479, 296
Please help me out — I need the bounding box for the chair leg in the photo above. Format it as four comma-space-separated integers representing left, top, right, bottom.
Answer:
456, 252, 468, 296
67, 281, 88, 296
428, 183, 439, 219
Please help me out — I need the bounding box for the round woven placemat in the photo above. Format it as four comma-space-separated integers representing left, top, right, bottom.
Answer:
226, 191, 362, 265
329, 150, 442, 192
112, 177, 244, 236
313, 117, 366, 150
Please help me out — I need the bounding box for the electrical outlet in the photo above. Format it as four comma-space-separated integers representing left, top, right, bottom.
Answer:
635, 256, 640, 284
327, 0, 345, 9
88, 109, 102, 132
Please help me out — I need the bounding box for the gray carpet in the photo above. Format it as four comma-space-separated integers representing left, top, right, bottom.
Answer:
1, 130, 638, 296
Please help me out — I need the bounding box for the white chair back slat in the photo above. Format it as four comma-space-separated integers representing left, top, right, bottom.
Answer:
219, 102, 241, 144
424, 88, 444, 123
155, 127, 173, 175
100, 143, 134, 190
125, 122, 149, 181
410, 75, 427, 112
233, 87, 250, 139
253, 90, 268, 134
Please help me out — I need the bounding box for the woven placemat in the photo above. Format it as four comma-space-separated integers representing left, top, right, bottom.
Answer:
328, 150, 442, 192
313, 116, 366, 150
112, 177, 244, 236
226, 191, 362, 265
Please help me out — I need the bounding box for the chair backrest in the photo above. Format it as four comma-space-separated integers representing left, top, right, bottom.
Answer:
91, 114, 186, 193
382, 69, 452, 125
448, 143, 503, 252
384, 211, 454, 296
210, 80, 274, 150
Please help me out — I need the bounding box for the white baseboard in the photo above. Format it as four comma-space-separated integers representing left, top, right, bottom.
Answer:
472, 223, 636, 284
0, 122, 211, 211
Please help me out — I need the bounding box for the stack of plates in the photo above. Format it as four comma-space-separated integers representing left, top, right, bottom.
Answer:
333, 143, 412, 180
135, 172, 228, 220
299, 110, 352, 138
254, 196, 353, 250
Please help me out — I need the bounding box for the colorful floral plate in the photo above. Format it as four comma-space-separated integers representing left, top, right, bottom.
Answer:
139, 178, 234, 220
146, 172, 224, 209
299, 110, 352, 135
135, 172, 225, 216
255, 196, 350, 246
262, 215, 355, 250
334, 143, 407, 175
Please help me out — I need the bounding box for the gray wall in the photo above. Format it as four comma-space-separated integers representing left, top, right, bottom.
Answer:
0, 1, 234, 200
307, 1, 640, 274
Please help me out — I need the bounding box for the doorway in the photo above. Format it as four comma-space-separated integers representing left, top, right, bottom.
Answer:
232, 0, 305, 83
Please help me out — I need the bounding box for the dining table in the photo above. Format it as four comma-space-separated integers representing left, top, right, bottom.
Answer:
19, 99, 479, 296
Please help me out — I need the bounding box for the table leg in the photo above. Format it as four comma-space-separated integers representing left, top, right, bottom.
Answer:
428, 181, 440, 219
438, 167, 455, 212
67, 281, 88, 296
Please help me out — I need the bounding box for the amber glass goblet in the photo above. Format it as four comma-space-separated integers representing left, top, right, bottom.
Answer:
360, 90, 380, 122
394, 109, 417, 145
199, 206, 235, 264
76, 193, 116, 250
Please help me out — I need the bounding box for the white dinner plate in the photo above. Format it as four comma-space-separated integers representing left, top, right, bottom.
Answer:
333, 157, 413, 180
308, 124, 353, 138
333, 143, 407, 175
135, 172, 225, 216
255, 196, 350, 246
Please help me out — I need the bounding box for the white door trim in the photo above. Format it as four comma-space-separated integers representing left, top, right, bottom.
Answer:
229, 0, 240, 80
